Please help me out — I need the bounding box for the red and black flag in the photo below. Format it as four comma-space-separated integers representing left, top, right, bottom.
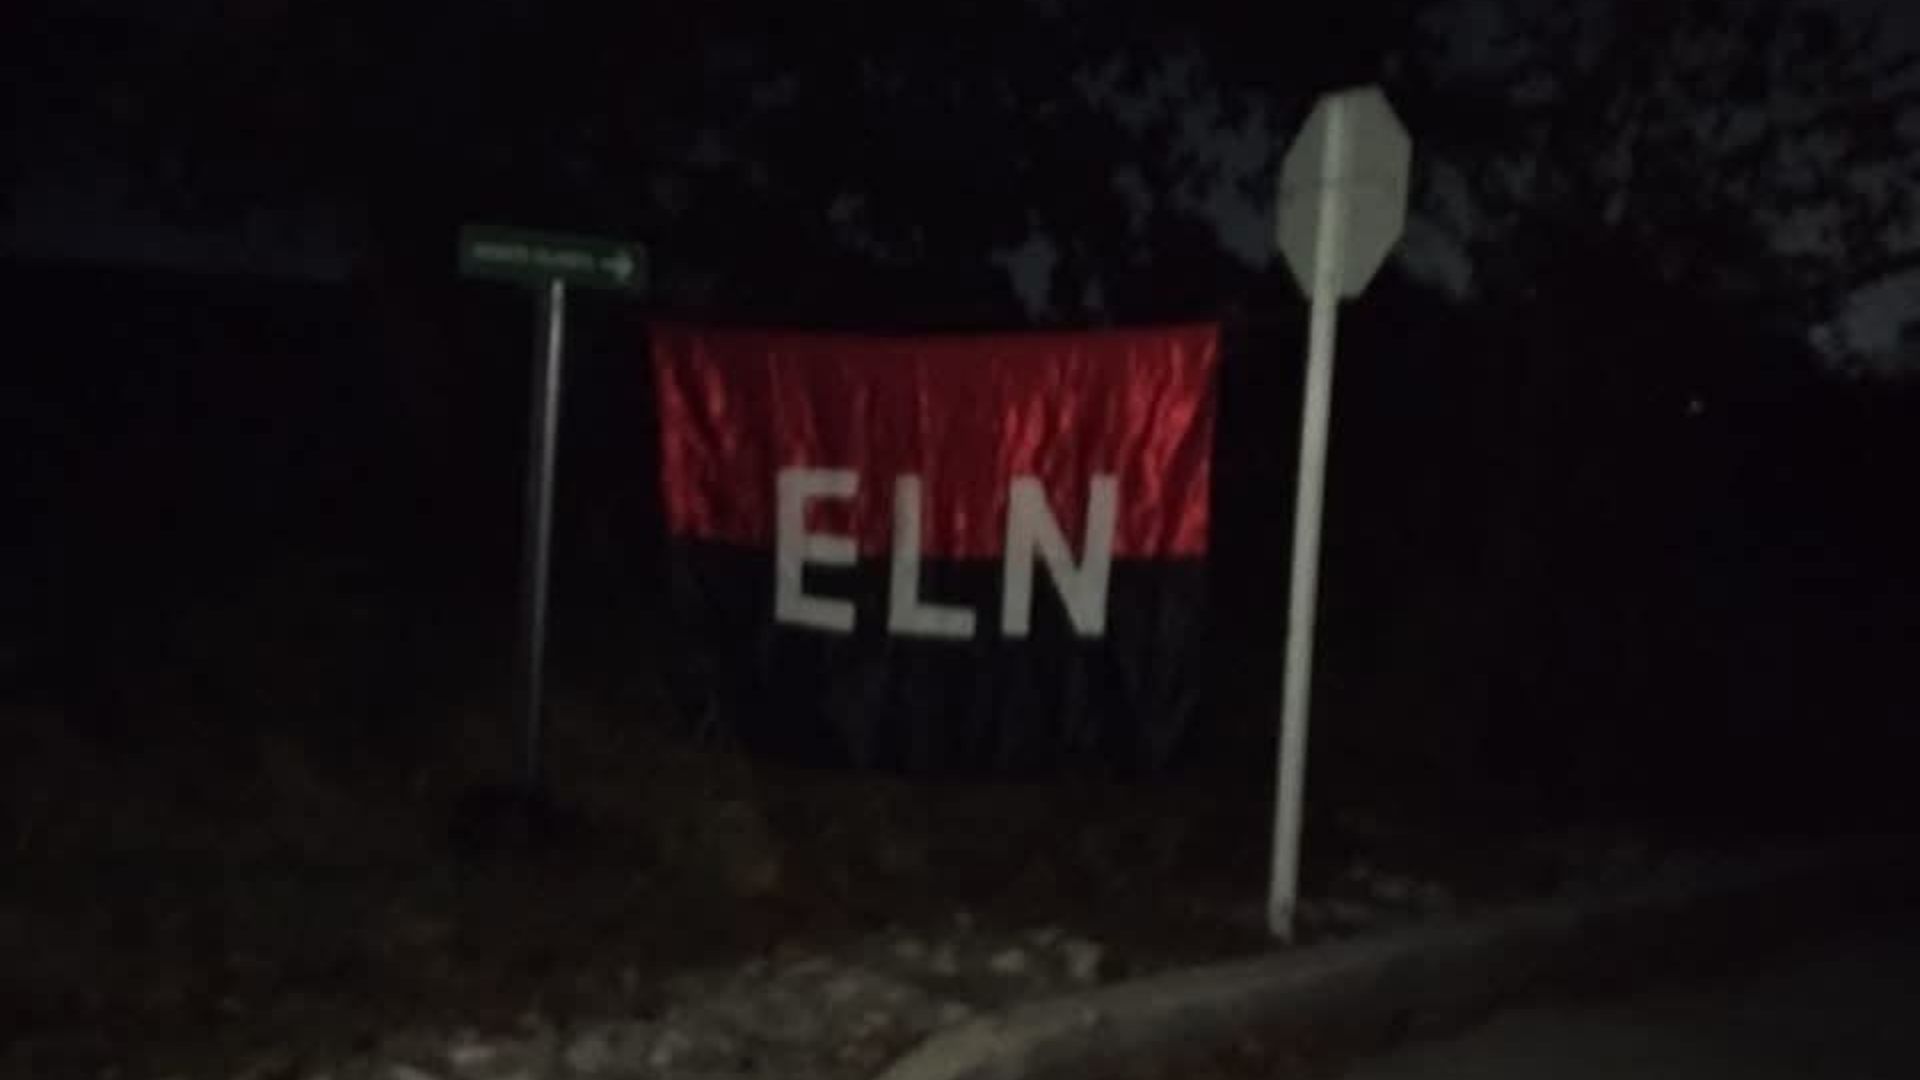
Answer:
651, 323, 1219, 774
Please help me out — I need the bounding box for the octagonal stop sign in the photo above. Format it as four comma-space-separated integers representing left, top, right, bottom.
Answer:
1276, 86, 1411, 299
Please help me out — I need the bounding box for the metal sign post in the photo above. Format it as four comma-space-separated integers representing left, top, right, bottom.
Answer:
517, 278, 566, 789
1269, 87, 1411, 941
460, 225, 645, 796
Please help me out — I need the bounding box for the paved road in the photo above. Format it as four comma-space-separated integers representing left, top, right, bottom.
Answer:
1340, 923, 1920, 1079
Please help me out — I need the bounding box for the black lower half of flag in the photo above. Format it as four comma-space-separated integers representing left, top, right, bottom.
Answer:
662, 540, 1207, 776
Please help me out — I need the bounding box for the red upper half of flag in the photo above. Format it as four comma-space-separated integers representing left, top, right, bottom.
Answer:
651, 323, 1218, 560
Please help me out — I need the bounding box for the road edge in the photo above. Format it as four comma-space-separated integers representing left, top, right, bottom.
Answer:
874, 839, 1917, 1080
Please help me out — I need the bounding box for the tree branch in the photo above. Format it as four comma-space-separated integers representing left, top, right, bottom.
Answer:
1847, 248, 1920, 292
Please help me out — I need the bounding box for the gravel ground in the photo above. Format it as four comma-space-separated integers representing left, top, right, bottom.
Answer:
3, 667, 1778, 1080
8, 838, 1747, 1080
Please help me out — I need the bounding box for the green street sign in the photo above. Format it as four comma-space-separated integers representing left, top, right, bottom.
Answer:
458, 225, 645, 291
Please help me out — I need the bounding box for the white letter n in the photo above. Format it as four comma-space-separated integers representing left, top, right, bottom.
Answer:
1001, 475, 1117, 638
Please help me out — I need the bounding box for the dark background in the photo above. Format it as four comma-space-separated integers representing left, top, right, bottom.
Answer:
5, 0, 1920, 856
6, 254, 1916, 831
7, 6, 1920, 1069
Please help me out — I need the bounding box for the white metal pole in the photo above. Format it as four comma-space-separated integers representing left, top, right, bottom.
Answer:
517, 277, 567, 795
1269, 96, 1348, 941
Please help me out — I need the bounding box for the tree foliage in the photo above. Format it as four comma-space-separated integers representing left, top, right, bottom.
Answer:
5, 2, 1439, 325
1403, 0, 1920, 361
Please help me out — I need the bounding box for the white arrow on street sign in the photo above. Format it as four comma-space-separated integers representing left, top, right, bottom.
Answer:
1276, 86, 1411, 299
1267, 86, 1411, 945
602, 250, 637, 286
